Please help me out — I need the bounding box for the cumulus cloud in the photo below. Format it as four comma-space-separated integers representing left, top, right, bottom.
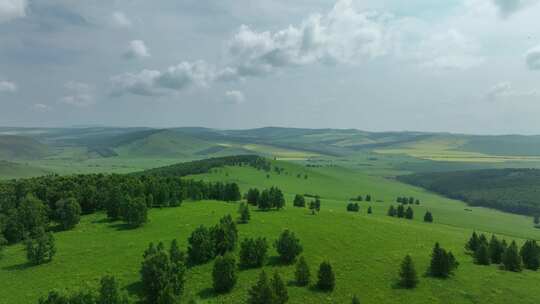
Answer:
110, 0, 485, 97
124, 40, 151, 59
0, 80, 17, 93
485, 82, 539, 100
59, 81, 95, 107
112, 11, 132, 28
525, 45, 540, 70
416, 29, 484, 70
492, 0, 536, 17
224, 90, 245, 104
31, 103, 52, 112
0, 0, 26, 23
110, 61, 218, 96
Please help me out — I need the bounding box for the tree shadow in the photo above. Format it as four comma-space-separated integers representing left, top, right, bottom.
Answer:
92, 217, 114, 224
197, 287, 216, 300
108, 222, 136, 231
125, 281, 144, 299
266, 256, 290, 267
307, 285, 332, 294
2, 262, 34, 271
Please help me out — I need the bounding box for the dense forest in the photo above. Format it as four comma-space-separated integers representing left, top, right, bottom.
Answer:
398, 169, 540, 216
0, 155, 269, 245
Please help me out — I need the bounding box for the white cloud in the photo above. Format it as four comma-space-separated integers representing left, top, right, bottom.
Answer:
111, 61, 218, 96
492, 0, 537, 17
485, 82, 539, 100
224, 90, 245, 104
112, 11, 132, 28
416, 29, 484, 70
124, 40, 151, 59
31, 103, 52, 112
0, 0, 26, 23
525, 45, 540, 70
0, 80, 17, 92
60, 81, 95, 107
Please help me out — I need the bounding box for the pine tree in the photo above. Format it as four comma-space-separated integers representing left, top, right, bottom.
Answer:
398, 255, 418, 288
248, 271, 274, 304
247, 188, 260, 206
367, 206, 372, 214
238, 203, 251, 224
387, 206, 396, 217
293, 194, 306, 208
240, 237, 268, 268
212, 253, 237, 293
187, 225, 215, 265
502, 241, 522, 272
397, 204, 405, 218
351, 295, 361, 304
295, 256, 310, 286
317, 261, 335, 291
212, 215, 238, 256
488, 235, 504, 264
474, 243, 490, 265
520, 240, 540, 271
428, 243, 458, 278
169, 239, 186, 266
274, 230, 303, 264
466, 232, 480, 252
423, 211, 433, 223
270, 272, 288, 304
405, 207, 414, 219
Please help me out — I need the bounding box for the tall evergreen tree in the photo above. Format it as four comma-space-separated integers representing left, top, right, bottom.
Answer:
317, 261, 335, 291
398, 255, 418, 288
270, 272, 288, 304
294, 256, 310, 286
397, 204, 405, 218
238, 203, 251, 224
405, 206, 414, 219
466, 232, 480, 252
502, 241, 522, 272
212, 253, 237, 293
474, 243, 491, 265
488, 235, 504, 264
247, 188, 260, 206
99, 275, 129, 304
274, 230, 303, 264
240, 237, 268, 269
212, 215, 238, 256
187, 225, 215, 265
367, 206, 373, 214
351, 295, 361, 304
520, 240, 540, 271
387, 206, 396, 217
293, 195, 306, 207
169, 239, 186, 266
428, 243, 458, 278
423, 211, 433, 223
247, 271, 274, 304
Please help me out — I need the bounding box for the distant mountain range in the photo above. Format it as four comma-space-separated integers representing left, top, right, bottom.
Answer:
2, 126, 540, 162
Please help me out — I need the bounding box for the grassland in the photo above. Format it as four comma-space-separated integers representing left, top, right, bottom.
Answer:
1, 161, 540, 304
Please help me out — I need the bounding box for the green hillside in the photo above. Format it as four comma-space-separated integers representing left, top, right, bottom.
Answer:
1, 159, 539, 303
0, 161, 50, 180
0, 135, 48, 160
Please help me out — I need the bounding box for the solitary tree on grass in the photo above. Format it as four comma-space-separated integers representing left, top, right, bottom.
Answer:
317, 261, 335, 291
295, 256, 310, 286
398, 255, 418, 289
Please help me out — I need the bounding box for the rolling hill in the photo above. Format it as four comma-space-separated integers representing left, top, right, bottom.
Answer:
0, 135, 48, 160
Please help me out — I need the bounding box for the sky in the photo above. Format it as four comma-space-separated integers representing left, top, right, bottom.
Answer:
0, 0, 539, 134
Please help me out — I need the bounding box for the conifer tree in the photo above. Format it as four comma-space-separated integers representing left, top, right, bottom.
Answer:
293, 195, 306, 208
474, 243, 491, 265
502, 241, 522, 272
295, 256, 310, 286
405, 207, 414, 219
428, 243, 458, 278
424, 211, 433, 223
398, 255, 418, 288
488, 235, 504, 264
247, 188, 260, 206
351, 295, 361, 304
520, 240, 540, 271
274, 230, 303, 264
397, 204, 405, 218
270, 272, 288, 304
170, 239, 186, 266
212, 253, 237, 293
238, 203, 251, 224
466, 232, 480, 252
387, 206, 396, 217
317, 261, 335, 291
248, 271, 274, 304
240, 237, 268, 268
187, 225, 215, 265
212, 215, 238, 256
367, 206, 372, 214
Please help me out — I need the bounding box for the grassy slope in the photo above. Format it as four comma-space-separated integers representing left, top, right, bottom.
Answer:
1, 161, 540, 303
0, 161, 50, 180
0, 135, 48, 160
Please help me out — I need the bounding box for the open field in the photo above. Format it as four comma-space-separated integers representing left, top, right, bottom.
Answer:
1, 161, 540, 303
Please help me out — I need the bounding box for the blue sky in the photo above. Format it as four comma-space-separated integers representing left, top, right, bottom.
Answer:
0, 0, 539, 134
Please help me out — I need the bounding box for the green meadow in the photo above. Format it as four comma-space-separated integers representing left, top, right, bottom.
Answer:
1, 161, 539, 304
